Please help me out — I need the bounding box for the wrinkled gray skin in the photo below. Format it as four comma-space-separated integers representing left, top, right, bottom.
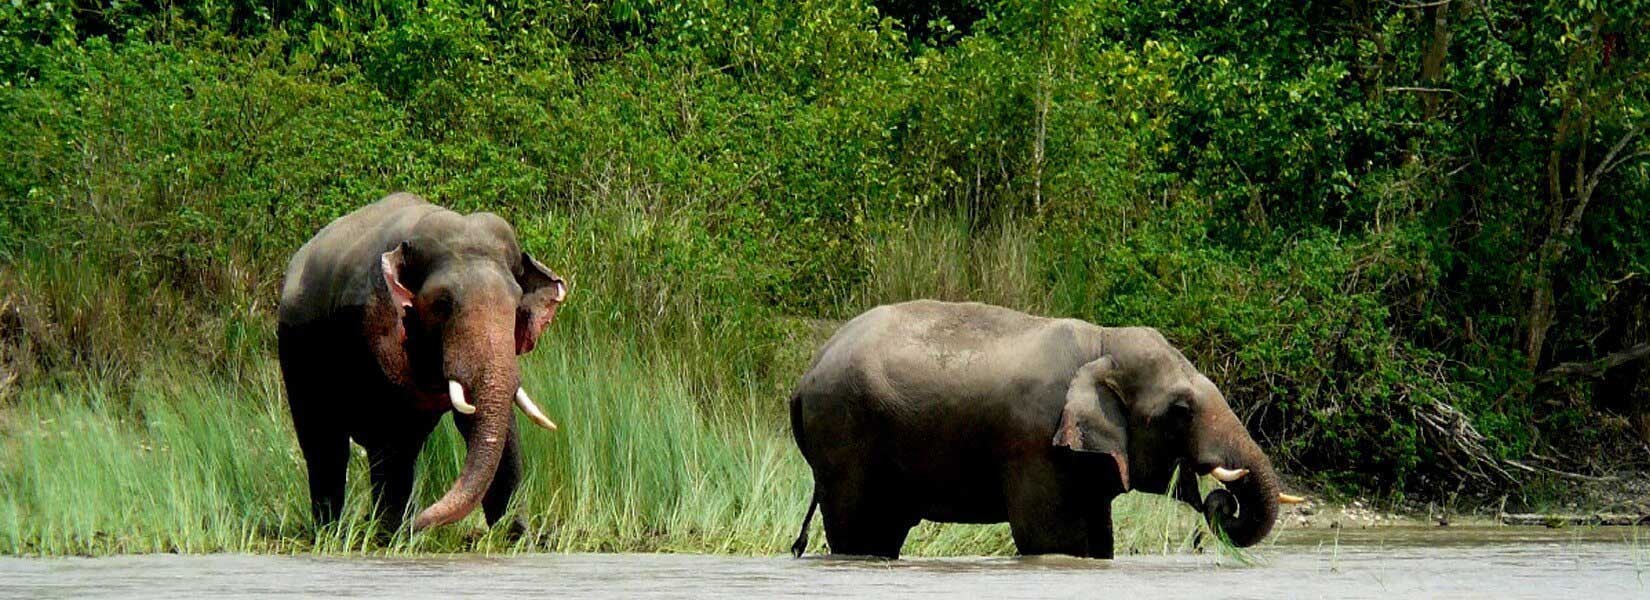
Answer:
789, 301, 1281, 558
278, 193, 566, 533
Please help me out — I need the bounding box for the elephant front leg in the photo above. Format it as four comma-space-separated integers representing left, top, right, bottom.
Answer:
367, 443, 421, 534
1004, 461, 1092, 557
1084, 501, 1115, 559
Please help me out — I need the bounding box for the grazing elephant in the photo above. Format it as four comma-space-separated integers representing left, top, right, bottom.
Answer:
788, 300, 1303, 558
277, 193, 567, 532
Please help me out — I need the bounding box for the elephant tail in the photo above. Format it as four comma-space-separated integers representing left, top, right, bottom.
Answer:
789, 391, 817, 558
791, 487, 819, 558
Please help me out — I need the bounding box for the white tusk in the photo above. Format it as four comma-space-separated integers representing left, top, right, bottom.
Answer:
515, 387, 558, 431
448, 380, 476, 414
554, 281, 567, 302
1209, 466, 1250, 482
1279, 493, 1307, 504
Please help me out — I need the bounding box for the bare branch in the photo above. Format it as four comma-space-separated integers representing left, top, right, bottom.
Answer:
1547, 126, 1641, 272
1385, 86, 1462, 97
1602, 149, 1649, 180
1410, 397, 1515, 482
1540, 342, 1650, 381
1501, 460, 1621, 483
1389, 0, 1452, 8
1579, 126, 1643, 201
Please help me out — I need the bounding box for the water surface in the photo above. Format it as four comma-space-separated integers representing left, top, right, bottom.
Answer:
2, 527, 1643, 599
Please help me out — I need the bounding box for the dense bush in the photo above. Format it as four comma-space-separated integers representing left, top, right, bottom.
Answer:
2, 0, 1647, 503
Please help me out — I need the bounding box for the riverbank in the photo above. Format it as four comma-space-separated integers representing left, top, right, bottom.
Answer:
1271, 472, 1650, 533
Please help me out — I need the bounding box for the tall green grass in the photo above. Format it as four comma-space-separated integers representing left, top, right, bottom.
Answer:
0, 333, 1207, 557
858, 215, 1051, 314
0, 216, 1212, 557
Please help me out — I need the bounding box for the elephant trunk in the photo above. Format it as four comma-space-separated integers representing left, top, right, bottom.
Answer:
412, 321, 517, 531
1197, 410, 1282, 548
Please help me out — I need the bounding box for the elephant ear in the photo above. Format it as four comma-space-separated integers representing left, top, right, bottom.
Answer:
1053, 356, 1132, 490
372, 242, 417, 387
515, 252, 567, 355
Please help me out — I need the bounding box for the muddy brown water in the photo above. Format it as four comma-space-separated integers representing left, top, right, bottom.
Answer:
1, 527, 1644, 599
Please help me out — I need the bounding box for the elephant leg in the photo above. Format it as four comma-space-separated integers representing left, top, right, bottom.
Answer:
366, 441, 421, 533
292, 417, 348, 528
818, 469, 916, 558
455, 414, 526, 535
280, 356, 348, 527
1085, 501, 1115, 559
1004, 461, 1091, 557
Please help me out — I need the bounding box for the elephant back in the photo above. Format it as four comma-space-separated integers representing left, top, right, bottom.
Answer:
278, 193, 440, 326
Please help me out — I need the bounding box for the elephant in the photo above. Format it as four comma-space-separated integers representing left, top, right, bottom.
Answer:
277, 193, 568, 533
787, 300, 1303, 558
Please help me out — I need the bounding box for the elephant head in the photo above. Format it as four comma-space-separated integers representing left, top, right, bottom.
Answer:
372, 210, 566, 531
1053, 327, 1301, 547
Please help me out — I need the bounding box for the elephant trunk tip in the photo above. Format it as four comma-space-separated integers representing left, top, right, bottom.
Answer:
412, 492, 483, 532
1204, 464, 1282, 548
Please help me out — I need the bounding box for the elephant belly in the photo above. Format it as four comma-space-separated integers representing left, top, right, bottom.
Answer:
917, 494, 1008, 524
897, 453, 1011, 524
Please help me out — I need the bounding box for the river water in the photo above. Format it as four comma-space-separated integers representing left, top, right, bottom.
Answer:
1, 527, 1644, 599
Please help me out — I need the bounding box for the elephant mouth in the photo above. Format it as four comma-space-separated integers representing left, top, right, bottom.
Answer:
407, 381, 559, 431
1186, 462, 1304, 503
409, 386, 455, 412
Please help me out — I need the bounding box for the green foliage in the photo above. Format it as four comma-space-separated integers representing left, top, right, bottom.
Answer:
3, 0, 1648, 534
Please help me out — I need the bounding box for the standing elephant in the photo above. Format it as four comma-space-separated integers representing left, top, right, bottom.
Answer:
277, 193, 567, 532
788, 300, 1302, 558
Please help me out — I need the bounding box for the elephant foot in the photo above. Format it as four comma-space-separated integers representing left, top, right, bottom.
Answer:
790, 530, 810, 558
500, 516, 528, 540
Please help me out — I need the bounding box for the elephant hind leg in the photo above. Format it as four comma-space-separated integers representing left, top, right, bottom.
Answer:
821, 507, 916, 558
280, 333, 349, 528
818, 473, 917, 558
294, 421, 348, 527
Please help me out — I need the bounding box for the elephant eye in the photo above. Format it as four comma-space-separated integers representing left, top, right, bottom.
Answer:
427, 292, 454, 319
1165, 392, 1193, 419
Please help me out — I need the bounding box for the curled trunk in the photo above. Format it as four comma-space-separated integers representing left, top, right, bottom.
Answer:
412, 332, 517, 531
1204, 450, 1281, 547
1198, 412, 1282, 548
